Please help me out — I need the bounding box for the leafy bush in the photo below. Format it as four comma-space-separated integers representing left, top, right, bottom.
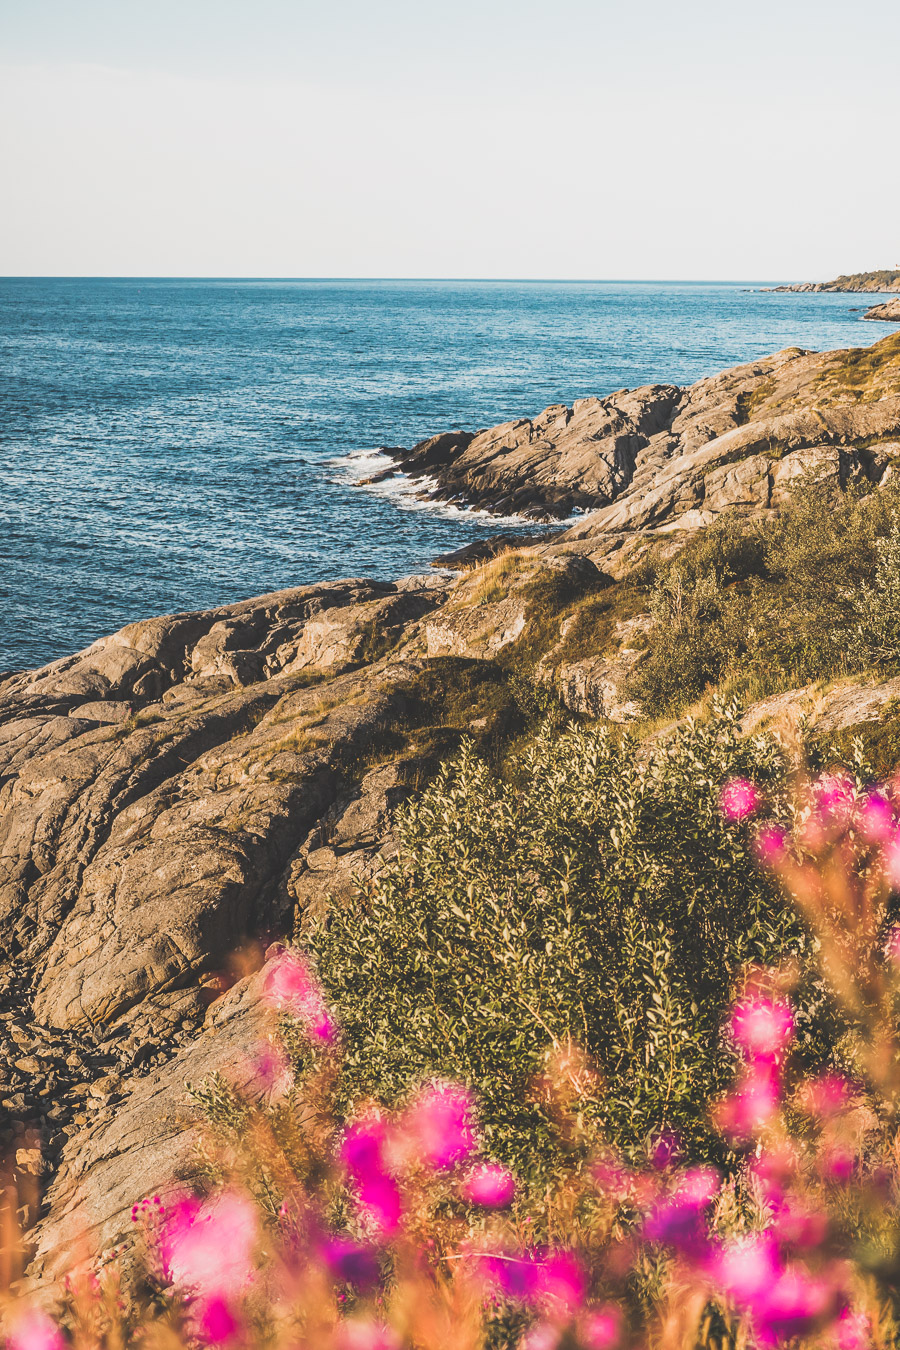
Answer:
307, 704, 809, 1178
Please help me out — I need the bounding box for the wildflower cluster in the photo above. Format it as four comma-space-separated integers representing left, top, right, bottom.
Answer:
5, 767, 900, 1349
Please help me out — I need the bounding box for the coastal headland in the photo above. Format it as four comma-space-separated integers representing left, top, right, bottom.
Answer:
3, 329, 900, 1290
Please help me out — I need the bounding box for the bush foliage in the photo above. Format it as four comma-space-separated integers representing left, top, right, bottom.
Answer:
307, 704, 813, 1178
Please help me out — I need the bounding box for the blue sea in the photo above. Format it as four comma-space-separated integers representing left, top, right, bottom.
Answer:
0, 278, 886, 671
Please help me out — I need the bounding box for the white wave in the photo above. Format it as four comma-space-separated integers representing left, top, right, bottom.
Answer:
325, 448, 559, 529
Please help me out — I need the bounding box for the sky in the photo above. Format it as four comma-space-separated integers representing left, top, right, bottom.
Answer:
1, 0, 898, 280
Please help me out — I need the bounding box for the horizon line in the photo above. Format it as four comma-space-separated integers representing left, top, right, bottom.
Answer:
0, 274, 791, 286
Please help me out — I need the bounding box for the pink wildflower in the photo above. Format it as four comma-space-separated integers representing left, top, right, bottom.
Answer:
835, 1308, 872, 1350
341, 1115, 403, 1235
403, 1081, 476, 1169
858, 792, 895, 843
262, 949, 335, 1043
537, 1251, 587, 1310
197, 1295, 241, 1346
711, 1234, 780, 1305
720, 778, 760, 820
716, 1062, 781, 1139
321, 1236, 380, 1289
649, 1127, 682, 1168
730, 996, 794, 1059
521, 1327, 560, 1350
333, 1321, 401, 1350
6, 1309, 66, 1350
581, 1305, 624, 1350
461, 1162, 516, 1207
644, 1168, 719, 1258
755, 825, 788, 867
160, 1191, 257, 1296
798, 1074, 850, 1119
754, 1268, 845, 1344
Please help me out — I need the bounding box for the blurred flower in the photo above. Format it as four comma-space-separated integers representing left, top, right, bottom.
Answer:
246, 1039, 293, 1096
196, 1295, 241, 1346
263, 949, 336, 1042
716, 1062, 781, 1139
797, 1074, 850, 1119
581, 1304, 624, 1349
334, 1320, 401, 1350
403, 1081, 476, 1169
649, 1127, 682, 1168
537, 1251, 587, 1310
720, 778, 760, 820
341, 1114, 403, 1235
644, 1169, 719, 1259
730, 995, 794, 1059
858, 792, 894, 843
710, 1233, 780, 1304
754, 1268, 845, 1344
835, 1308, 871, 1350
160, 1191, 257, 1296
755, 824, 788, 867
5, 1309, 66, 1350
460, 1162, 516, 1207
321, 1236, 381, 1289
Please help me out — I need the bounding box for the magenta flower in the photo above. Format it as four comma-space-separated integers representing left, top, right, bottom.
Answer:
196, 1295, 242, 1346
858, 792, 895, 843
480, 1252, 542, 1302
321, 1236, 381, 1289
710, 1234, 781, 1303
537, 1251, 587, 1310
798, 1074, 850, 1118
262, 949, 336, 1043
730, 995, 794, 1059
753, 1268, 844, 1344
755, 824, 788, 867
581, 1305, 624, 1350
5, 1310, 66, 1350
160, 1191, 257, 1296
644, 1169, 718, 1259
720, 778, 760, 820
333, 1320, 401, 1350
341, 1115, 403, 1235
884, 843, 900, 893
460, 1162, 516, 1207
835, 1308, 871, 1350
649, 1127, 682, 1168
403, 1082, 476, 1169
716, 1062, 781, 1139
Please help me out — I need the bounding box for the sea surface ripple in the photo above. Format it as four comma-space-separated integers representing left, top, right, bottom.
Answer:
0, 278, 882, 669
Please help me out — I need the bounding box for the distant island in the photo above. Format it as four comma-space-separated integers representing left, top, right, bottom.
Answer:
762, 268, 900, 293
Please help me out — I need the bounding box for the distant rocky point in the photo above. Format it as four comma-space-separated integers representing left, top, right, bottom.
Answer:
762, 269, 900, 294
864, 298, 900, 323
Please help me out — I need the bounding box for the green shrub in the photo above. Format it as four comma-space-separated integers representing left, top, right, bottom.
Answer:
307, 703, 809, 1181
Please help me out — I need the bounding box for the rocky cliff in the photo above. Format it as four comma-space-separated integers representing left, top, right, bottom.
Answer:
865, 298, 900, 322
3, 330, 900, 1292
377, 332, 900, 520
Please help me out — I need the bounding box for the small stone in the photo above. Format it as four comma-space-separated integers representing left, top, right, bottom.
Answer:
15, 1147, 45, 1175
13, 1057, 42, 1074
89, 1075, 120, 1099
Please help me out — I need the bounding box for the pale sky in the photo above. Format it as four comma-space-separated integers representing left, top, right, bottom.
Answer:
1, 0, 898, 279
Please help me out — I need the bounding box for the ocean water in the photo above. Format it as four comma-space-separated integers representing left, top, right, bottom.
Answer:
0, 278, 886, 671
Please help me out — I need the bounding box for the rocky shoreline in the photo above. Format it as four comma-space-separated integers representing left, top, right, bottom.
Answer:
361, 332, 900, 520
2, 328, 900, 1293
864, 297, 900, 323
762, 269, 900, 294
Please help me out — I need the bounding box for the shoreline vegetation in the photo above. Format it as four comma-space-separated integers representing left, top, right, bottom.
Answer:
3, 328, 900, 1344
